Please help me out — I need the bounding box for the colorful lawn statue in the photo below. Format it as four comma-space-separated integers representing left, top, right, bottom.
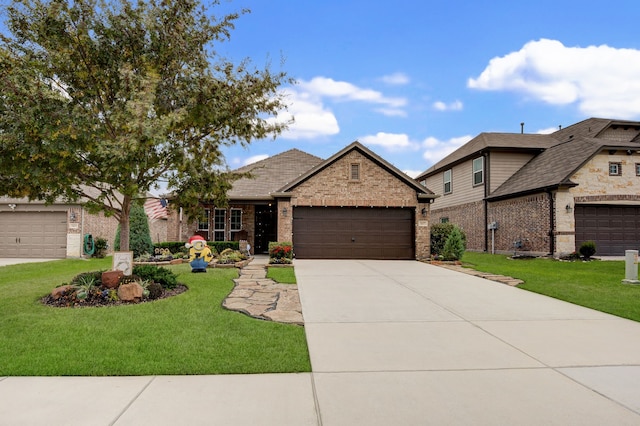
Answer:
186, 235, 213, 273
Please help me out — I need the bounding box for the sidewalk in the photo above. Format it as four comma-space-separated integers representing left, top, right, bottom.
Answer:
1, 259, 640, 425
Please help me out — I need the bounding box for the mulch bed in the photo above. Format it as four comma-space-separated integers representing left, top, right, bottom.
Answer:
41, 284, 188, 308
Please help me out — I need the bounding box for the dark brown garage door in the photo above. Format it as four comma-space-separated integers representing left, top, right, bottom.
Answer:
575, 205, 640, 256
0, 211, 67, 258
293, 207, 414, 259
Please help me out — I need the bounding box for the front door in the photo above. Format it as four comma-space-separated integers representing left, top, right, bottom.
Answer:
254, 205, 277, 254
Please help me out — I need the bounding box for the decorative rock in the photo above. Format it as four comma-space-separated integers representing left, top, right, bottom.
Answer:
102, 270, 124, 289
117, 282, 144, 302
51, 285, 74, 300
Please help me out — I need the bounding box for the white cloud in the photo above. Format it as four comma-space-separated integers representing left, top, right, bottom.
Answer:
403, 169, 423, 179
536, 127, 558, 135
243, 154, 269, 166
468, 39, 640, 119
359, 132, 419, 151
268, 88, 340, 140
380, 72, 410, 85
272, 76, 410, 140
422, 135, 473, 163
298, 77, 407, 108
433, 100, 463, 111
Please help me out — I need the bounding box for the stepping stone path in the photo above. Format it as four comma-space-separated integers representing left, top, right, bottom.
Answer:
223, 263, 304, 326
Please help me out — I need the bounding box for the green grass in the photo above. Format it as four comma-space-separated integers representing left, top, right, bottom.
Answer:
266, 266, 297, 284
462, 251, 640, 322
0, 258, 310, 376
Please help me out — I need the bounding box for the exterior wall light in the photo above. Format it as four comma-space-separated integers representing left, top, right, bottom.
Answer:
282, 207, 288, 217
421, 207, 427, 216
566, 204, 573, 213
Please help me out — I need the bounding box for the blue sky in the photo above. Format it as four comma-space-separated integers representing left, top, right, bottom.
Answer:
214, 0, 640, 177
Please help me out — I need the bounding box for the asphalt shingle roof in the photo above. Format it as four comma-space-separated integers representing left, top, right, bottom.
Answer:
227, 149, 324, 200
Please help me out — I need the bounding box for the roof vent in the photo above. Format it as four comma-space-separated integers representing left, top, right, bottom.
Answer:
520, 122, 524, 134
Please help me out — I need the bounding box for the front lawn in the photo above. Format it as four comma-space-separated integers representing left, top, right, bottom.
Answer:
462, 252, 640, 322
0, 258, 310, 376
266, 266, 297, 284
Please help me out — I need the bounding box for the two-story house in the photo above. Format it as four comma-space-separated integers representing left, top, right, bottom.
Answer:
417, 118, 640, 257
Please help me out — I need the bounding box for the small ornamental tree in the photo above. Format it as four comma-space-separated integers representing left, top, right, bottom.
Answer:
431, 223, 466, 257
442, 226, 466, 261
115, 203, 153, 258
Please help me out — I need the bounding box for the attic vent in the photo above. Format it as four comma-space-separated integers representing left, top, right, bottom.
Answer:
350, 163, 360, 180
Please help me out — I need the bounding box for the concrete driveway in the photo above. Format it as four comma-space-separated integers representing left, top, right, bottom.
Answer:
295, 259, 640, 425
0, 258, 60, 267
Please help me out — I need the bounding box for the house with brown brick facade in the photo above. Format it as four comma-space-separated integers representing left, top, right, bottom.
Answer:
169, 142, 437, 259
416, 117, 640, 257
0, 194, 168, 259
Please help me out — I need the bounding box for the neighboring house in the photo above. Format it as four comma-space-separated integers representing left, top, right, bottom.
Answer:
170, 142, 437, 260
0, 194, 168, 259
416, 117, 640, 257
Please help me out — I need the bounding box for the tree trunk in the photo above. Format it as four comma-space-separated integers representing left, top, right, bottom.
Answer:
119, 197, 132, 252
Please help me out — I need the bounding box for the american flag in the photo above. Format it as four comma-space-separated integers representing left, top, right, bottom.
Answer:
144, 198, 168, 221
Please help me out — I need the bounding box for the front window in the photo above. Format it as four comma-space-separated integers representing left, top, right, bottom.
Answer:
198, 209, 210, 232
636, 163, 640, 176
230, 209, 242, 236
473, 157, 484, 185
441, 217, 449, 223
214, 209, 226, 241
443, 169, 452, 194
609, 162, 622, 176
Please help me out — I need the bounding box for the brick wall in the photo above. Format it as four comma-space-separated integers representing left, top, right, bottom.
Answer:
430, 201, 484, 251
488, 194, 551, 255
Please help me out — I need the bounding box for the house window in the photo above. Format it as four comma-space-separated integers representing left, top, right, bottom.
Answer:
443, 169, 452, 194
230, 209, 242, 238
198, 209, 210, 232
350, 163, 360, 181
609, 162, 622, 176
213, 209, 226, 241
636, 163, 640, 176
440, 217, 449, 223
472, 157, 484, 185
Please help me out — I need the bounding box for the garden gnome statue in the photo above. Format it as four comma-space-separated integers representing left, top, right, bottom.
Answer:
185, 235, 213, 273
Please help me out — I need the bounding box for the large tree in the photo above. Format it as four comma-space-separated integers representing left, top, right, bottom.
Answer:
0, 0, 292, 251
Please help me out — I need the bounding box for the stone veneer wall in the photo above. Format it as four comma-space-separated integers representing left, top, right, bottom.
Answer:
488, 194, 551, 255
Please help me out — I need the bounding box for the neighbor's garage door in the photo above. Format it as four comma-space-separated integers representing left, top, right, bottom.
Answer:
575, 205, 640, 256
0, 212, 67, 258
293, 207, 414, 259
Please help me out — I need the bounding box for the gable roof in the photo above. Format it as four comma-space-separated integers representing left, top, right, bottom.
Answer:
416, 117, 640, 201
227, 149, 324, 200
275, 141, 436, 199
417, 133, 556, 180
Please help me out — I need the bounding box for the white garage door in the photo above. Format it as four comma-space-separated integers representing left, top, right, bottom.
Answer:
0, 212, 68, 258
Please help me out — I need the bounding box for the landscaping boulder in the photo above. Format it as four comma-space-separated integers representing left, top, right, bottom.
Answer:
102, 270, 124, 289
117, 282, 144, 302
51, 285, 74, 300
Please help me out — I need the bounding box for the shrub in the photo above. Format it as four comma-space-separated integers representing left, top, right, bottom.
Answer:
92, 237, 108, 258
114, 203, 154, 257
269, 242, 293, 264
431, 223, 466, 256
579, 241, 597, 260
132, 265, 178, 289
147, 282, 164, 300
442, 226, 466, 261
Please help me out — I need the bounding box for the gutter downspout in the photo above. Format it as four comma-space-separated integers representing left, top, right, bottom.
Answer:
483, 152, 489, 252
548, 190, 555, 256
